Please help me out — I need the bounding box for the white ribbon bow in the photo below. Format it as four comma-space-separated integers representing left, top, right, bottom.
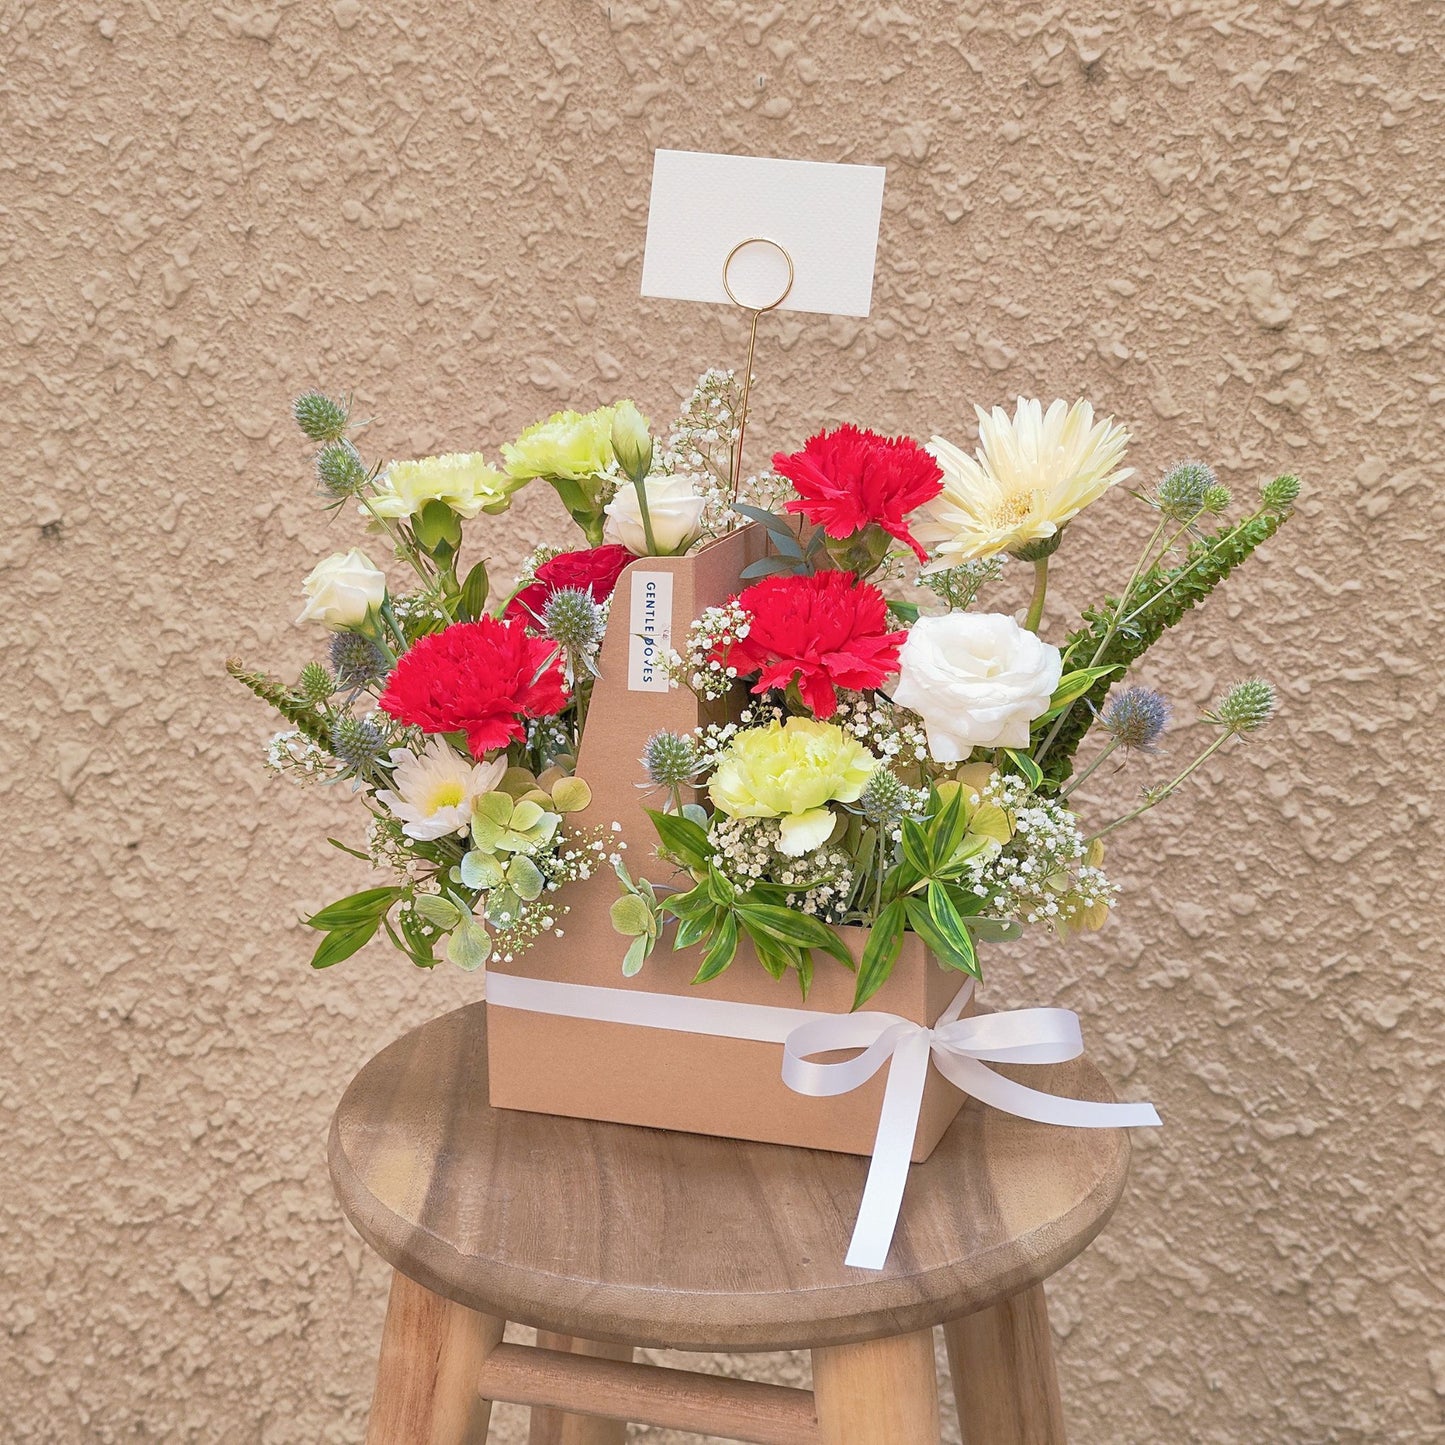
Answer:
485, 973, 1160, 1271
781, 979, 1161, 1267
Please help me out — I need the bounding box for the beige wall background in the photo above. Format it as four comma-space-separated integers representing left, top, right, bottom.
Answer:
4, 2, 1441, 1441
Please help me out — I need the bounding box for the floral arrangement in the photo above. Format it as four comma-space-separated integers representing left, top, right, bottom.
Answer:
610, 403, 1298, 1005
234, 378, 1298, 1008
231, 372, 781, 970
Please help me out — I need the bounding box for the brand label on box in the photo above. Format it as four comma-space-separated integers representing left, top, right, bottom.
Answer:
627, 571, 673, 692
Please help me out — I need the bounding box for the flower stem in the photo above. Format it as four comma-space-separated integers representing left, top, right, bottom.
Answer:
632, 475, 660, 555
1023, 557, 1049, 633
1036, 516, 1167, 765
358, 493, 436, 591
872, 826, 885, 924
1088, 731, 1231, 840
378, 600, 407, 654
1115, 510, 1255, 632
1060, 737, 1119, 799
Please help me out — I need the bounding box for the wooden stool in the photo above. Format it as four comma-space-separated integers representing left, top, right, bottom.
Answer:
329, 1002, 1131, 1443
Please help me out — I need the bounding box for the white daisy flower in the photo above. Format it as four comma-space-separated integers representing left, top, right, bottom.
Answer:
375, 738, 505, 841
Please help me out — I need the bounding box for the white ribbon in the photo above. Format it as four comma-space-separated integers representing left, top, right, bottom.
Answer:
485, 972, 1160, 1271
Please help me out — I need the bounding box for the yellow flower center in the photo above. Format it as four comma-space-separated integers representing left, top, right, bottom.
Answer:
990, 490, 1042, 529
422, 780, 467, 814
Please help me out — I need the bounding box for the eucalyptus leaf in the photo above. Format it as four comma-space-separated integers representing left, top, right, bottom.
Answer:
506, 855, 545, 902
459, 852, 506, 890
621, 933, 651, 978
610, 893, 655, 938
446, 919, 492, 972
550, 776, 592, 813
411, 894, 462, 931
485, 887, 521, 928
739, 556, 801, 579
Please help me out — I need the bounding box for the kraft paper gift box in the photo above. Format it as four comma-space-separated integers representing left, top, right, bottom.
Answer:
485, 524, 970, 1162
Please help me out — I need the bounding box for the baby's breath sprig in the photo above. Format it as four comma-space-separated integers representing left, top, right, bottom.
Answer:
265, 729, 336, 785
964, 775, 1116, 934
916, 555, 1006, 613
669, 599, 751, 700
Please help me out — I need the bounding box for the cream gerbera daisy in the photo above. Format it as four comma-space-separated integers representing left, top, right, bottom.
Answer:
375, 737, 506, 841
914, 398, 1132, 566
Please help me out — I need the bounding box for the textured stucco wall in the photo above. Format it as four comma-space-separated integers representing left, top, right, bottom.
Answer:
4, 2, 1442, 1441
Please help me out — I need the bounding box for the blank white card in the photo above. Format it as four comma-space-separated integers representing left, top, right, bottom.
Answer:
640, 150, 886, 318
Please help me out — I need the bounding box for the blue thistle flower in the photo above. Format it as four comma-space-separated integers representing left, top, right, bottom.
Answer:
1205, 678, 1276, 734
543, 587, 604, 681
293, 391, 349, 442
315, 440, 368, 499
329, 715, 385, 772
1101, 686, 1171, 752
859, 769, 906, 826
297, 661, 335, 703
641, 731, 700, 789
1155, 461, 1216, 521
330, 632, 391, 688
1260, 473, 1301, 511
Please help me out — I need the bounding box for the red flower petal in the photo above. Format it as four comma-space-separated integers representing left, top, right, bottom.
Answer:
379, 616, 569, 759
725, 570, 905, 719
505, 544, 633, 623
774, 424, 942, 561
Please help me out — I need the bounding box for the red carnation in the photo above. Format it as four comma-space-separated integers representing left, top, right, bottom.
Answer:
506, 544, 633, 623
725, 570, 906, 719
379, 616, 568, 759
774, 425, 943, 564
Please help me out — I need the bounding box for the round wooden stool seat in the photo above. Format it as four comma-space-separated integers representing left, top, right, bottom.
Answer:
329, 1001, 1131, 1354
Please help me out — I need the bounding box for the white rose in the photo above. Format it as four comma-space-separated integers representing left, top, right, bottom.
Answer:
603, 472, 707, 555
296, 548, 387, 630
893, 612, 1062, 759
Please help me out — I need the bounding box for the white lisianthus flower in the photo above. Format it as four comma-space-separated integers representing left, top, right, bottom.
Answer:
369, 452, 524, 521
296, 549, 387, 630
604, 472, 707, 556
914, 398, 1132, 565
610, 399, 653, 483
375, 738, 506, 841
893, 613, 1063, 759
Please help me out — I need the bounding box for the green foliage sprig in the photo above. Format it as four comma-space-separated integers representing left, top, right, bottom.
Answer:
226, 657, 332, 750
1036, 478, 1298, 787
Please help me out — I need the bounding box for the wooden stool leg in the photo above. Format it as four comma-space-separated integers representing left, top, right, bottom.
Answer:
527, 1331, 633, 1444
812, 1327, 941, 1444
945, 1283, 1066, 1445
366, 1268, 504, 1444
